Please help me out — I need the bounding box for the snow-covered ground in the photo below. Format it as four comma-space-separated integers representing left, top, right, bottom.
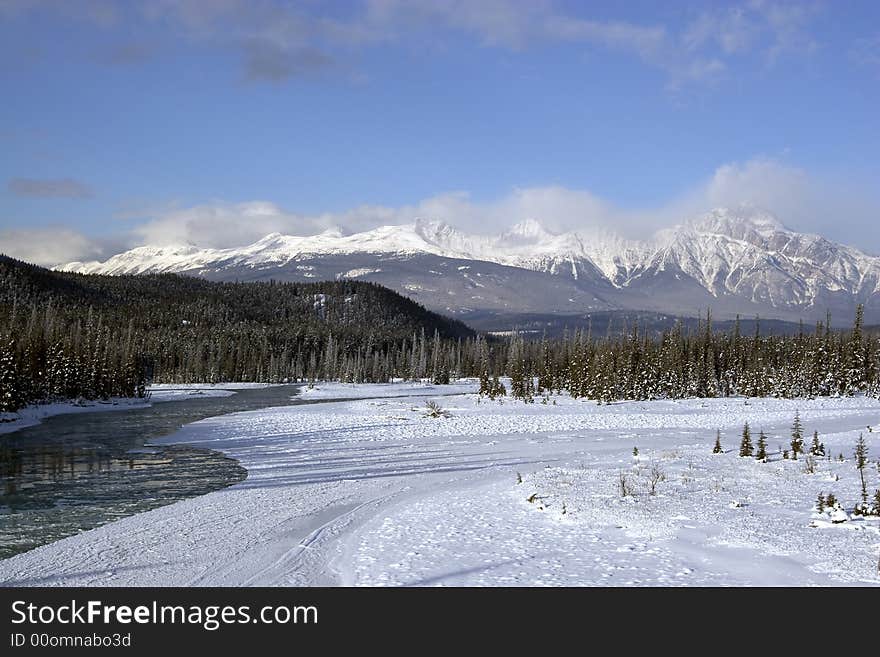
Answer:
0, 383, 281, 435
1, 382, 879, 586
147, 382, 280, 402
297, 379, 474, 400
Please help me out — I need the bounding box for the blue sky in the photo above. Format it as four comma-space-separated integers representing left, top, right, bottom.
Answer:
1, 0, 879, 264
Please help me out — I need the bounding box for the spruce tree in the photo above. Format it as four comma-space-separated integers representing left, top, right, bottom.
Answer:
713, 430, 723, 454
810, 431, 824, 457
0, 335, 20, 413
755, 430, 768, 461
790, 410, 804, 459
739, 422, 753, 457
854, 434, 869, 504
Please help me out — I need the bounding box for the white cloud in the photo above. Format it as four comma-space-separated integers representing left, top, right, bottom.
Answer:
683, 7, 755, 55
3, 0, 828, 87
682, 1, 821, 67
122, 157, 880, 252
671, 158, 880, 250
0, 227, 106, 266
7, 158, 880, 265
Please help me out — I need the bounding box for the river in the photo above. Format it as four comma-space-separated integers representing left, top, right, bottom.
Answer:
0, 384, 301, 559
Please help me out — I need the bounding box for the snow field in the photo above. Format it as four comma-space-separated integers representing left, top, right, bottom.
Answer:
1, 383, 878, 586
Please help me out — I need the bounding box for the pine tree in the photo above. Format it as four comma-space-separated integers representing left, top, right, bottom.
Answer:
755, 430, 768, 461
739, 422, 753, 457
489, 375, 506, 399
790, 410, 804, 459
810, 430, 825, 456
0, 334, 20, 412
854, 434, 869, 504
815, 492, 825, 513
713, 430, 723, 454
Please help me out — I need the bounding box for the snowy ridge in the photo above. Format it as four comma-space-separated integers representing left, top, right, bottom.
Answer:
62, 207, 880, 318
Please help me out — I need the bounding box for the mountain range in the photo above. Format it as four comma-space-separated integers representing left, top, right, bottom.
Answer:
61, 206, 880, 329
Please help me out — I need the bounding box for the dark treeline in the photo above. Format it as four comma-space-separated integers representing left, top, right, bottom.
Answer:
0, 256, 474, 412
488, 306, 878, 403
2, 255, 879, 414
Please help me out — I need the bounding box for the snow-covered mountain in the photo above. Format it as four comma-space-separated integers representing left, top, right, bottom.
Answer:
62, 207, 880, 324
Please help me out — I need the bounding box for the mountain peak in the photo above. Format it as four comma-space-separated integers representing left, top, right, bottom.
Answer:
688, 206, 787, 237
414, 217, 457, 236
58, 212, 880, 324
502, 218, 554, 242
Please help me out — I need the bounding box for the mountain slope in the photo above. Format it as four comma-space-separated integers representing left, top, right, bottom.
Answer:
1, 255, 474, 342
61, 207, 880, 324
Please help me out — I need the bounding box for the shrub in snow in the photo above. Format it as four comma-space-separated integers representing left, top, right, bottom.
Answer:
526, 493, 544, 511
424, 400, 451, 418
827, 507, 850, 524
713, 430, 723, 454
813, 493, 850, 523
852, 501, 872, 516
618, 472, 635, 498
853, 490, 880, 517
803, 454, 817, 475
647, 462, 665, 495
632, 446, 639, 457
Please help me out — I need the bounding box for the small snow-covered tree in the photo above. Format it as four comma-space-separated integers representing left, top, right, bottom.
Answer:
790, 410, 804, 460
739, 423, 753, 457
810, 431, 825, 457
756, 431, 768, 462
855, 434, 869, 504
713, 430, 723, 454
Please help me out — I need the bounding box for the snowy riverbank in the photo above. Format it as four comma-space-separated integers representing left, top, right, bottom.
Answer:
0, 383, 281, 436
1, 383, 879, 586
